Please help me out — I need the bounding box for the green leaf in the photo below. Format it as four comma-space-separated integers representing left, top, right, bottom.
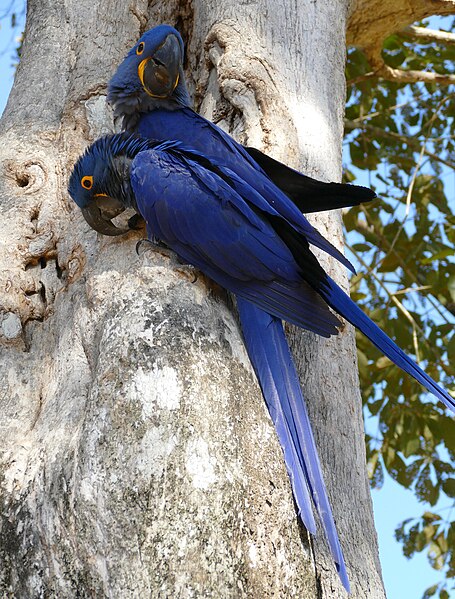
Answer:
448, 275, 455, 303
422, 512, 442, 524
376, 356, 393, 369
403, 437, 420, 458
421, 248, 454, 265
442, 478, 455, 498
352, 243, 372, 252
423, 584, 438, 599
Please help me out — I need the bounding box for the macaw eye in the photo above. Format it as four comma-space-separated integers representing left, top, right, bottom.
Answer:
81, 175, 93, 190
136, 42, 145, 55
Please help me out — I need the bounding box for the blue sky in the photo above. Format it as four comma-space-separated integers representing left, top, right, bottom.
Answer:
0, 0, 23, 106
0, 4, 452, 598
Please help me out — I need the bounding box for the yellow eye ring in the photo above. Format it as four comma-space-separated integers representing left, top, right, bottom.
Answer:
81, 175, 93, 190
136, 42, 145, 55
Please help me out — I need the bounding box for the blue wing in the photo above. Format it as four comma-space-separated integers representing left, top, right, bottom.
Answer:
131, 146, 342, 337
137, 108, 375, 213
237, 299, 350, 592
137, 109, 356, 274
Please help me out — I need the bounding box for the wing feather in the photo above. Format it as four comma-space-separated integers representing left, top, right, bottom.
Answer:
131, 148, 341, 336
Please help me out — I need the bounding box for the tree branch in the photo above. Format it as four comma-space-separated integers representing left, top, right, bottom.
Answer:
398, 25, 455, 45
347, 62, 455, 86
378, 64, 455, 86
347, 0, 455, 48
344, 120, 455, 170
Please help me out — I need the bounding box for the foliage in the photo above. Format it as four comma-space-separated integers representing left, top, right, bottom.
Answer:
344, 17, 455, 598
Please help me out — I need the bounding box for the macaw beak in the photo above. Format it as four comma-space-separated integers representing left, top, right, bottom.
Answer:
138, 34, 181, 98
81, 195, 130, 236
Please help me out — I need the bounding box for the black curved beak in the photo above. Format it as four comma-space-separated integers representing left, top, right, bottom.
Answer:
139, 34, 182, 98
81, 195, 130, 236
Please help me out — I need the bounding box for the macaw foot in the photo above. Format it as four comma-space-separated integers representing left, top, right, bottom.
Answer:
135, 237, 172, 257
135, 238, 198, 282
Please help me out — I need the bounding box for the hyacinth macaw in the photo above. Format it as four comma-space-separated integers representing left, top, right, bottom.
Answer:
107, 28, 379, 591
107, 25, 375, 215
69, 134, 455, 592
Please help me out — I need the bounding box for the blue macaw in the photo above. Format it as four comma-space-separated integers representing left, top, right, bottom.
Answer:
107, 28, 378, 589
69, 134, 455, 593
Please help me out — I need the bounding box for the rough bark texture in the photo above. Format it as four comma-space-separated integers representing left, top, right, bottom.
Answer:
0, 0, 389, 597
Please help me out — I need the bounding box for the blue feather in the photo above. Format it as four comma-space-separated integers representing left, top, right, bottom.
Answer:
319, 278, 455, 412
237, 298, 350, 592
138, 109, 357, 275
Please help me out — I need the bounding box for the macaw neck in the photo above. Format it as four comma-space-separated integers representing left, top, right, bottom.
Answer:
172, 70, 192, 108
108, 154, 140, 211
113, 68, 192, 132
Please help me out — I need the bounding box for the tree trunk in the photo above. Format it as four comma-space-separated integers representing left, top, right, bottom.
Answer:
0, 0, 384, 597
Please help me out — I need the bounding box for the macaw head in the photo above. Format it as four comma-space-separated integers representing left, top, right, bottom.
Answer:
108, 25, 191, 130
68, 133, 153, 235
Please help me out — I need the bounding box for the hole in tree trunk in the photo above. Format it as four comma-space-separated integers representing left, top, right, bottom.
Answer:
16, 173, 30, 187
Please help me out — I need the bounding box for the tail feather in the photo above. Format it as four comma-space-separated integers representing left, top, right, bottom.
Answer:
320, 277, 455, 413
244, 146, 376, 213
237, 298, 350, 592
239, 305, 317, 534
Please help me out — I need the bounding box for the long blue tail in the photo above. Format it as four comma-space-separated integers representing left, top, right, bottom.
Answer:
320, 277, 455, 413
237, 298, 350, 592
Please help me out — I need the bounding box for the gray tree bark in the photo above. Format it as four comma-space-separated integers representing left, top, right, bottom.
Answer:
0, 0, 388, 597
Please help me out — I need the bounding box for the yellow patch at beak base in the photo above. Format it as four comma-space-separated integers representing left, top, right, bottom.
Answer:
138, 57, 150, 89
